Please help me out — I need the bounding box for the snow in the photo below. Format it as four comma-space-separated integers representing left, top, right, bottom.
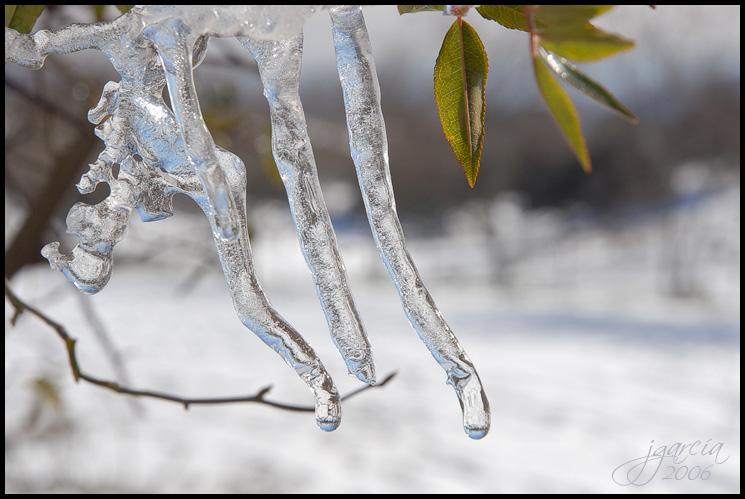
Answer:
5, 179, 740, 493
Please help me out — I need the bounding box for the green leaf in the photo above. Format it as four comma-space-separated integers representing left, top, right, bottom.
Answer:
434, 19, 488, 187
5, 5, 45, 33
476, 5, 529, 31
533, 52, 591, 173
538, 22, 634, 62
538, 45, 637, 123
533, 5, 615, 25
91, 5, 106, 22
397, 5, 444, 15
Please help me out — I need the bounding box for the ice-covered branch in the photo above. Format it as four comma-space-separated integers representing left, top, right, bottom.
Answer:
6, 5, 490, 437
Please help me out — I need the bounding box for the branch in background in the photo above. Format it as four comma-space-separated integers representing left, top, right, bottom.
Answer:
75, 293, 144, 414
4, 115, 98, 279
5, 279, 396, 412
5, 77, 92, 132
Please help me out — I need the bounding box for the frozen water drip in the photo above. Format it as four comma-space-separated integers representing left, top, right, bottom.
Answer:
6, 5, 490, 437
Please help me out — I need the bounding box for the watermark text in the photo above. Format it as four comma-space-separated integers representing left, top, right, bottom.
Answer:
612, 439, 730, 486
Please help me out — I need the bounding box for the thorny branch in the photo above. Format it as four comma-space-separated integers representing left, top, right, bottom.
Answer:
5, 278, 396, 412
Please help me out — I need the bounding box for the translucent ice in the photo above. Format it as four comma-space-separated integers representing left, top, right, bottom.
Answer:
6, 5, 490, 437
239, 34, 375, 385
328, 5, 490, 438
8, 5, 339, 431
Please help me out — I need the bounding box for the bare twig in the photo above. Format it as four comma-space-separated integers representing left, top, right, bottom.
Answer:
76, 293, 144, 414
5, 278, 396, 412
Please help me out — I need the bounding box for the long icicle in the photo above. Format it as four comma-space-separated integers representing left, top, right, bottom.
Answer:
143, 18, 239, 242
328, 5, 490, 439
240, 34, 376, 385
206, 166, 342, 432
142, 21, 342, 431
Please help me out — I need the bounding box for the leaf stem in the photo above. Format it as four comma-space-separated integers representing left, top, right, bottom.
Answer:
524, 5, 538, 57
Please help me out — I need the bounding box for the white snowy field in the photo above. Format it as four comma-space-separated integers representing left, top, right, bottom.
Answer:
4, 176, 740, 493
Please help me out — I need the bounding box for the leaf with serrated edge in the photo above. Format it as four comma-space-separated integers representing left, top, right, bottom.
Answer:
5, 5, 45, 33
476, 5, 528, 31
434, 19, 488, 187
533, 53, 591, 172
538, 46, 637, 123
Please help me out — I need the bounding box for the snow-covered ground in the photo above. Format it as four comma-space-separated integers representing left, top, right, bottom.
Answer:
5, 171, 740, 493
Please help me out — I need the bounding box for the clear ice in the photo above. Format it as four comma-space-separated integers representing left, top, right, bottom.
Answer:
5, 5, 490, 438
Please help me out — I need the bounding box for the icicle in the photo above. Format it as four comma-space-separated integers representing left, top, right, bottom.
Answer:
142, 18, 239, 241
7, 5, 492, 437
240, 34, 376, 385
8, 6, 340, 431
201, 146, 341, 432
328, 5, 490, 438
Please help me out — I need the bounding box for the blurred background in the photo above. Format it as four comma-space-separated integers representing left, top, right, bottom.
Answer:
5, 5, 740, 493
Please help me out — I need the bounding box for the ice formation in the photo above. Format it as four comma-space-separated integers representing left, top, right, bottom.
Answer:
5, 5, 490, 438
